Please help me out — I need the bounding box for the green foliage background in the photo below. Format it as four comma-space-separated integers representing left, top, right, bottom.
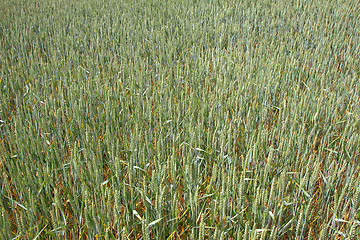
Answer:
1, 0, 360, 239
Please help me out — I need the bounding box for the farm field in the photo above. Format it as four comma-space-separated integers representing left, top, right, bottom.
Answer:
1, 0, 360, 239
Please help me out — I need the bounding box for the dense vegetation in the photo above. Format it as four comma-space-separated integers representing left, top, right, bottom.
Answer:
1, 0, 360, 239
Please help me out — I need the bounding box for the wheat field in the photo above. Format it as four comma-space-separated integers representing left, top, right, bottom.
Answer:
1, 0, 360, 239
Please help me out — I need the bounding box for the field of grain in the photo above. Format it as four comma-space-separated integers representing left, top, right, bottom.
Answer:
1, 0, 360, 239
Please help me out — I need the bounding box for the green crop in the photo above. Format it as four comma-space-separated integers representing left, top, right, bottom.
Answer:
1, 0, 360, 239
